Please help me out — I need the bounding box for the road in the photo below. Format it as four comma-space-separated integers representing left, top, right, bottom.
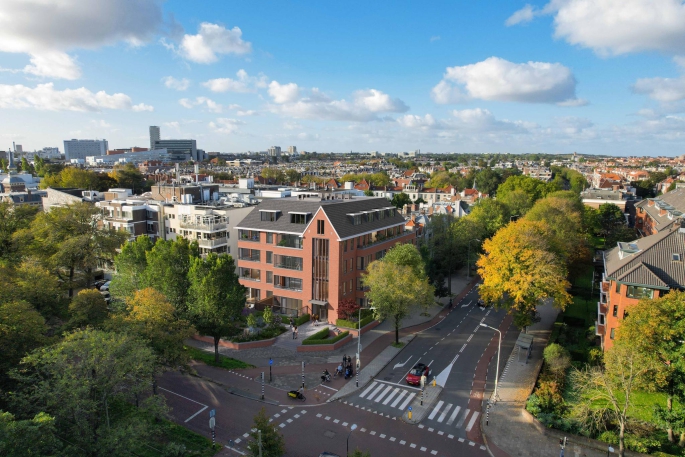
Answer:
344, 284, 518, 440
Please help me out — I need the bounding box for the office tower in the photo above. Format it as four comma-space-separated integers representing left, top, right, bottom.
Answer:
149, 126, 160, 151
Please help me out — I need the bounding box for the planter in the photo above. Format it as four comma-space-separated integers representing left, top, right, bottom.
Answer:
192, 334, 277, 350
297, 333, 353, 352
336, 319, 381, 337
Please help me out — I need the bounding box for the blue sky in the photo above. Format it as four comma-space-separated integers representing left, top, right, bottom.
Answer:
1, 0, 685, 156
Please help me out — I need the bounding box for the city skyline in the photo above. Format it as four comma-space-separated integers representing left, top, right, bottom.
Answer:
1, 0, 685, 156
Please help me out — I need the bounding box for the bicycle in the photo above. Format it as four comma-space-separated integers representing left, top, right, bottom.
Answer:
287, 390, 306, 402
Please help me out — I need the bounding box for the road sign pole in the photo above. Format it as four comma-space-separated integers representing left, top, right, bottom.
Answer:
209, 409, 216, 445
261, 372, 265, 400
269, 358, 273, 383
301, 361, 305, 390
421, 387, 424, 405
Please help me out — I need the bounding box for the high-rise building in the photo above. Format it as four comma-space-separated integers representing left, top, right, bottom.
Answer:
64, 139, 108, 161
149, 126, 160, 151
268, 146, 281, 157
153, 139, 205, 161
288, 146, 297, 154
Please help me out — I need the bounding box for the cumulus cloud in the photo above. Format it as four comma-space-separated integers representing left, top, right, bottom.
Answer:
431, 57, 581, 105
178, 23, 251, 63
507, 0, 685, 56
179, 97, 223, 113
209, 118, 245, 134
268, 81, 300, 104
0, 82, 153, 112
0, 0, 164, 79
353, 89, 409, 113
202, 69, 267, 93
397, 109, 530, 134
633, 75, 685, 102
163, 76, 190, 91
236, 110, 258, 116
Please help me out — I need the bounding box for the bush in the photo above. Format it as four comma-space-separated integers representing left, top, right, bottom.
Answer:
303, 327, 330, 342
302, 331, 350, 346
294, 314, 310, 326
543, 343, 571, 378
625, 435, 661, 454
535, 380, 565, 415
230, 325, 287, 343
336, 315, 375, 329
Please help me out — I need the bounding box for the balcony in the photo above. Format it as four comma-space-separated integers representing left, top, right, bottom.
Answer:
357, 230, 407, 250
197, 237, 228, 248
239, 230, 261, 242
274, 261, 303, 271
239, 253, 261, 262
240, 268, 261, 282
276, 234, 303, 249
180, 220, 228, 231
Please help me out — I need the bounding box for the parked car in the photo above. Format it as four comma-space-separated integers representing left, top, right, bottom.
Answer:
100, 291, 111, 304
318, 453, 341, 457
93, 279, 107, 289
406, 362, 431, 386
99, 281, 111, 292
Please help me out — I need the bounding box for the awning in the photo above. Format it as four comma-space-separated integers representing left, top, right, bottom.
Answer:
309, 299, 329, 306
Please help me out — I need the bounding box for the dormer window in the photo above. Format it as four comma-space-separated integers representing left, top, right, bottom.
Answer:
673, 253, 681, 261
289, 212, 311, 224
260, 210, 280, 222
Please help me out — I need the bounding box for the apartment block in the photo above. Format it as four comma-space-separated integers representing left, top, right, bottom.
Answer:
235, 193, 417, 322
634, 187, 685, 236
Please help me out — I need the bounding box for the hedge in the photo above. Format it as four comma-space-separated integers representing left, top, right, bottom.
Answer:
303, 327, 330, 342
336, 315, 375, 330
294, 314, 310, 326
302, 331, 350, 346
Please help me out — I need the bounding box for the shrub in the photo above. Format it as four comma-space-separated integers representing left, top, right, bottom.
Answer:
535, 380, 565, 415
338, 298, 360, 320
302, 331, 350, 346
262, 307, 273, 327
625, 435, 661, 453
587, 347, 603, 366
303, 327, 330, 342
543, 343, 571, 378
230, 325, 287, 343
526, 393, 542, 416
246, 313, 257, 328
336, 315, 375, 329
294, 314, 310, 326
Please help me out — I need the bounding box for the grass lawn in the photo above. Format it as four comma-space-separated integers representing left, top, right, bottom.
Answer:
629, 391, 668, 424
184, 346, 254, 370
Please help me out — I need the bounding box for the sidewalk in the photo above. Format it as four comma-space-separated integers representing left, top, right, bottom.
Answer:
480, 303, 647, 457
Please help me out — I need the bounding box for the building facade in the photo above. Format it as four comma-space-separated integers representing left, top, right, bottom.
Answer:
64, 139, 108, 161
153, 139, 205, 161
149, 126, 160, 151
634, 187, 685, 237
235, 194, 417, 322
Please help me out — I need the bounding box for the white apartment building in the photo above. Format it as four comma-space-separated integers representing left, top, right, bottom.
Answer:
149, 126, 160, 151
64, 139, 108, 161
268, 146, 281, 157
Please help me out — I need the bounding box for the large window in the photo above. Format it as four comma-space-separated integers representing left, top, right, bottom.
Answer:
274, 255, 303, 271
260, 211, 278, 222
275, 297, 303, 316
239, 230, 260, 242
239, 248, 260, 262
626, 285, 654, 299
274, 276, 302, 291
290, 213, 308, 224
239, 268, 260, 281
277, 234, 303, 249
317, 220, 325, 234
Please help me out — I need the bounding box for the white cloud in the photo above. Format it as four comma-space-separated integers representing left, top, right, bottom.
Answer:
179, 97, 223, 113
237, 110, 258, 116
23, 52, 81, 80
164, 121, 181, 129
397, 114, 437, 130
431, 57, 581, 105
430, 36, 441, 42
557, 98, 589, 107
179, 23, 252, 64
202, 69, 267, 93
397, 109, 530, 134
505, 4, 536, 26
283, 121, 302, 130
268, 81, 300, 104
91, 119, 111, 128
509, 0, 685, 56
633, 75, 685, 102
353, 89, 409, 113
0, 82, 153, 112
162, 76, 190, 91
209, 118, 245, 134
0, 0, 164, 79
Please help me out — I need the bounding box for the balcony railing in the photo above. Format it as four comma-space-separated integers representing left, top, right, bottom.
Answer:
357, 231, 406, 250
239, 253, 261, 262
239, 230, 260, 242
274, 283, 303, 291
197, 237, 228, 248
180, 220, 228, 231
274, 261, 303, 271
277, 235, 303, 249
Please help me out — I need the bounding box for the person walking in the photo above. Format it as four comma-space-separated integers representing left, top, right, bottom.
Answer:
294, 325, 299, 339
292, 324, 296, 339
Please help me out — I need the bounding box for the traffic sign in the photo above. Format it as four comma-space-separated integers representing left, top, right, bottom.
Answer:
269, 358, 273, 366
209, 409, 215, 418
408, 406, 412, 411
209, 417, 215, 430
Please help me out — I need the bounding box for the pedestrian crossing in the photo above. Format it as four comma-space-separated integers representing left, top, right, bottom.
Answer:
355, 380, 480, 431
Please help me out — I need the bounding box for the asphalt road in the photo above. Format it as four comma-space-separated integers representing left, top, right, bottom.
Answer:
343, 285, 518, 439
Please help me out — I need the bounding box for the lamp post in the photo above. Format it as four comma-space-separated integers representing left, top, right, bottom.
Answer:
356, 306, 375, 387
467, 238, 481, 278
347, 424, 357, 456
480, 323, 501, 402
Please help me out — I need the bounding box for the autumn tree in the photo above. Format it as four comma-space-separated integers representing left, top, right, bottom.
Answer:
187, 254, 246, 362
364, 244, 433, 344
477, 219, 571, 329
338, 298, 360, 321
109, 162, 146, 192
68, 289, 109, 329
0, 259, 64, 317
0, 201, 38, 261
0, 301, 46, 388
39, 167, 100, 190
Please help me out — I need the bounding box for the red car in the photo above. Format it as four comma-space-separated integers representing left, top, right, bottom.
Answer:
406, 362, 431, 386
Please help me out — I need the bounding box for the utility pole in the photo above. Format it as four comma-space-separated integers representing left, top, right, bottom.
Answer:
258, 429, 263, 457
261, 371, 265, 400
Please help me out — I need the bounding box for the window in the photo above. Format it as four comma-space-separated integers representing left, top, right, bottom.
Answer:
349, 279, 353, 292
266, 251, 273, 263
343, 281, 347, 295
317, 220, 325, 234
344, 240, 348, 252
343, 259, 347, 274
266, 290, 273, 298
612, 305, 618, 317
673, 253, 682, 261
266, 271, 273, 283
610, 328, 615, 339
357, 256, 364, 270
626, 286, 654, 299
290, 213, 307, 224
260, 211, 277, 222
615, 282, 620, 293
267, 232, 273, 243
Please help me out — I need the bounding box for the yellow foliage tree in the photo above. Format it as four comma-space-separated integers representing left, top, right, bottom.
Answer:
477, 219, 571, 328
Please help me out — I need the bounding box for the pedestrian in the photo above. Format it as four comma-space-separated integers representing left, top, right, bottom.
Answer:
292, 325, 296, 339
295, 325, 299, 339
343, 354, 347, 367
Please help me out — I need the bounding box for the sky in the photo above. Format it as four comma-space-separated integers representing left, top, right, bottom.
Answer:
1, 0, 685, 156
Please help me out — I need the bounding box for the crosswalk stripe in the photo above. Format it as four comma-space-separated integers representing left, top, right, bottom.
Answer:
455, 409, 470, 429
390, 390, 407, 408
446, 406, 461, 425
398, 392, 416, 410
382, 388, 399, 405
366, 384, 385, 401
427, 401, 444, 420
437, 403, 452, 423
360, 382, 378, 398
465, 412, 480, 432
374, 386, 394, 403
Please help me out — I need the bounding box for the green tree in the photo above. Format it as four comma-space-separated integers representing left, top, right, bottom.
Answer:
364, 244, 434, 344
39, 167, 100, 190
363, 189, 374, 196
284, 169, 301, 183
20, 157, 34, 174
247, 408, 285, 457
0, 411, 62, 457
261, 167, 286, 183
369, 171, 390, 187
0, 258, 64, 317
109, 163, 146, 192
110, 235, 154, 301
142, 237, 198, 314
468, 199, 510, 239
0, 201, 38, 261
68, 289, 109, 328
187, 254, 246, 362
596, 203, 634, 248
0, 301, 46, 386
496, 175, 554, 202
473, 168, 503, 196
11, 329, 165, 457
499, 189, 533, 218
391, 192, 412, 210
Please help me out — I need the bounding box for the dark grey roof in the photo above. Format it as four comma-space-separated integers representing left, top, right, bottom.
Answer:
235, 196, 404, 238
635, 187, 685, 232
604, 225, 685, 289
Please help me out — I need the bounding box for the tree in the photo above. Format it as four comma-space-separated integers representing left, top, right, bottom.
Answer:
0, 201, 38, 261
473, 168, 503, 196
0, 258, 64, 317
499, 189, 533, 217
284, 169, 301, 183
496, 175, 554, 202
571, 342, 657, 457
121, 288, 194, 369
596, 203, 633, 248
68, 289, 109, 328
616, 290, 685, 444
477, 220, 571, 329
39, 167, 100, 190
0, 301, 46, 386
338, 298, 360, 321
261, 167, 286, 183
364, 244, 434, 344
247, 407, 285, 457
363, 189, 374, 197
142, 237, 198, 314
110, 235, 154, 301
10, 329, 165, 457
187, 254, 246, 362
109, 163, 145, 192
468, 199, 510, 239
0, 411, 62, 457
391, 192, 412, 210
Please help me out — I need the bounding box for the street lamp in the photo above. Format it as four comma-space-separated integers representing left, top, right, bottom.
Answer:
356, 306, 376, 387
480, 323, 501, 402
467, 239, 481, 278
347, 424, 358, 456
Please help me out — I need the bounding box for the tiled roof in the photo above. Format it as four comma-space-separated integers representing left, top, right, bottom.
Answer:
635, 187, 685, 232
616, 262, 669, 288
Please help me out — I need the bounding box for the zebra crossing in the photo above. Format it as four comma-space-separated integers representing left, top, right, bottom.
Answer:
353, 380, 480, 432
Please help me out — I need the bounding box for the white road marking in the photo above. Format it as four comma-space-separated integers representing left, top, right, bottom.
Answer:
360, 381, 378, 398
398, 392, 416, 410
455, 409, 470, 428
446, 406, 461, 425
437, 403, 452, 423
382, 388, 400, 405
390, 390, 407, 407
374, 385, 394, 403
460, 344, 467, 353
467, 334, 474, 342
184, 405, 207, 423
366, 384, 385, 401
465, 411, 480, 432
427, 400, 444, 420
393, 356, 413, 370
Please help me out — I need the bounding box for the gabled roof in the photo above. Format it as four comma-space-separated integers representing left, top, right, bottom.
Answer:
616, 262, 669, 289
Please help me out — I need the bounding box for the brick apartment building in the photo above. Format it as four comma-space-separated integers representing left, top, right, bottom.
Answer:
235, 193, 416, 323
597, 222, 685, 350
635, 187, 685, 236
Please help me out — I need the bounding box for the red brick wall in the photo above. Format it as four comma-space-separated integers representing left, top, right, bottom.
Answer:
602, 281, 661, 350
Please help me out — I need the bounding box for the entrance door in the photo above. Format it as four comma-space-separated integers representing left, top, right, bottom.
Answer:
313, 303, 328, 322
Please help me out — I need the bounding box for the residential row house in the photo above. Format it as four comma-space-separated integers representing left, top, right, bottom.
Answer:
635, 187, 685, 236
235, 193, 417, 322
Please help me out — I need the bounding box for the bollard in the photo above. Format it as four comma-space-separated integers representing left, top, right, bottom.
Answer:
261, 372, 265, 400
408, 411, 412, 420
432, 377, 436, 387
